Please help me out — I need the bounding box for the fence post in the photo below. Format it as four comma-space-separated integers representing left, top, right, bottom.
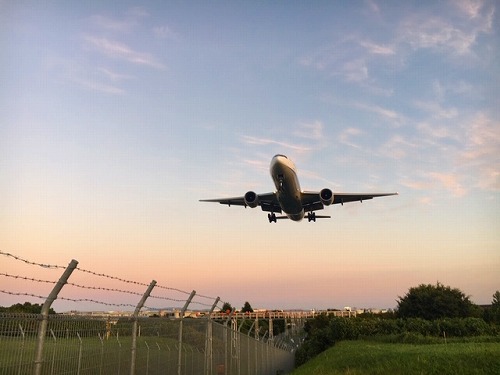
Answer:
34, 259, 78, 375
204, 297, 220, 375
177, 290, 196, 375
130, 280, 156, 375
223, 308, 235, 375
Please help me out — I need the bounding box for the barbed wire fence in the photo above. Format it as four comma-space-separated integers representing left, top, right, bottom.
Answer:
0, 250, 301, 374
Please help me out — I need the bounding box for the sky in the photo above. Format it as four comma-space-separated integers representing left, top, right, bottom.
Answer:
1, 0, 499, 312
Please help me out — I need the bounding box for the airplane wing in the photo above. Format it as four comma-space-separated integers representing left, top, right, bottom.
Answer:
301, 191, 398, 211
199, 192, 283, 213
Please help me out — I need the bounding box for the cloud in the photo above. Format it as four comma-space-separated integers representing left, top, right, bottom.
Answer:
379, 135, 416, 160
454, 0, 485, 19
88, 7, 149, 33
84, 36, 165, 69
365, 0, 380, 14
300, 1, 495, 94
153, 25, 178, 40
429, 172, 466, 197
343, 59, 369, 82
293, 121, 324, 140
397, 2, 494, 56
72, 76, 124, 95
242, 136, 311, 153
401, 172, 466, 197
417, 122, 456, 141
98, 67, 134, 82
354, 102, 403, 125
461, 112, 500, 191
359, 40, 396, 55
339, 128, 364, 149
401, 17, 474, 54
414, 101, 458, 120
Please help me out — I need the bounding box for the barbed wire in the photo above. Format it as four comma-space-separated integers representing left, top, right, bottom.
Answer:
1, 272, 55, 284
0, 250, 65, 269
74, 267, 150, 287
0, 290, 46, 300
1, 250, 225, 308
57, 296, 137, 309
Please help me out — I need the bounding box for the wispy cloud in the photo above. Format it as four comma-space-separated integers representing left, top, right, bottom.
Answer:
354, 102, 404, 125
88, 7, 149, 33
293, 121, 324, 140
153, 25, 178, 40
461, 112, 500, 191
339, 128, 364, 149
417, 122, 456, 141
84, 36, 165, 69
397, 1, 494, 56
359, 40, 396, 55
399, 17, 476, 55
71, 76, 124, 95
401, 171, 466, 197
454, 0, 490, 21
242, 135, 311, 153
414, 101, 458, 120
379, 135, 417, 160
429, 172, 466, 197
98, 67, 134, 82
300, 1, 495, 90
343, 58, 369, 82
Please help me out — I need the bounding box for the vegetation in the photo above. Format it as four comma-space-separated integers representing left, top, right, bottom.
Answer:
241, 301, 254, 313
397, 282, 480, 319
221, 302, 233, 313
0, 302, 55, 314
484, 291, 500, 324
296, 284, 500, 367
292, 340, 500, 375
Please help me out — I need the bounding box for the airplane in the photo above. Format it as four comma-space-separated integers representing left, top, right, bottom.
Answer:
200, 154, 398, 223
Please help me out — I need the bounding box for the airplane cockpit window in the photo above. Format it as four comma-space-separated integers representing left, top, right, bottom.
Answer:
274, 154, 287, 159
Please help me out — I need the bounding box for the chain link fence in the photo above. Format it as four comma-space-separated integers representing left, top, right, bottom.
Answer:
1, 251, 304, 374
0, 312, 298, 375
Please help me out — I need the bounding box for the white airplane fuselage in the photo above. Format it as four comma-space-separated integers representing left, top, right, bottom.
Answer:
269, 154, 305, 221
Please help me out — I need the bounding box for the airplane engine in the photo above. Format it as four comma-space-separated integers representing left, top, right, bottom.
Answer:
320, 188, 334, 206
244, 191, 259, 208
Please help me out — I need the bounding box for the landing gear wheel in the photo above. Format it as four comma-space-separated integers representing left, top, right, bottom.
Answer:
307, 212, 316, 222
268, 213, 277, 223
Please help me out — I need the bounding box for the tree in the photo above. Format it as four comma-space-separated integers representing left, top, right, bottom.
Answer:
397, 282, 479, 320
492, 291, 500, 308
485, 290, 500, 324
221, 302, 233, 314
241, 301, 253, 313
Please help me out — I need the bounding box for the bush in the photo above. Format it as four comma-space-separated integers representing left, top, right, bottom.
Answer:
295, 313, 499, 367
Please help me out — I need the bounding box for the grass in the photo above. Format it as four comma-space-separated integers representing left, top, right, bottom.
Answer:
0, 335, 192, 374
291, 340, 500, 375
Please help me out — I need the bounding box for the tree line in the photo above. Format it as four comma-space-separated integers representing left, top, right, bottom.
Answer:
0, 302, 56, 314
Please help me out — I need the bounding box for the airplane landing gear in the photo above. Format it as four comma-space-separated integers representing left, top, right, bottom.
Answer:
268, 213, 277, 223
307, 212, 316, 222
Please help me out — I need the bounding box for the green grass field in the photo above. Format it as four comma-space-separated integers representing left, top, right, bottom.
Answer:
292, 340, 500, 375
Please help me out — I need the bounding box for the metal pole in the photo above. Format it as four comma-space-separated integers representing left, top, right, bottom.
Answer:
178, 290, 196, 375
205, 297, 220, 375
223, 308, 235, 375
34, 259, 78, 375
130, 280, 157, 375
